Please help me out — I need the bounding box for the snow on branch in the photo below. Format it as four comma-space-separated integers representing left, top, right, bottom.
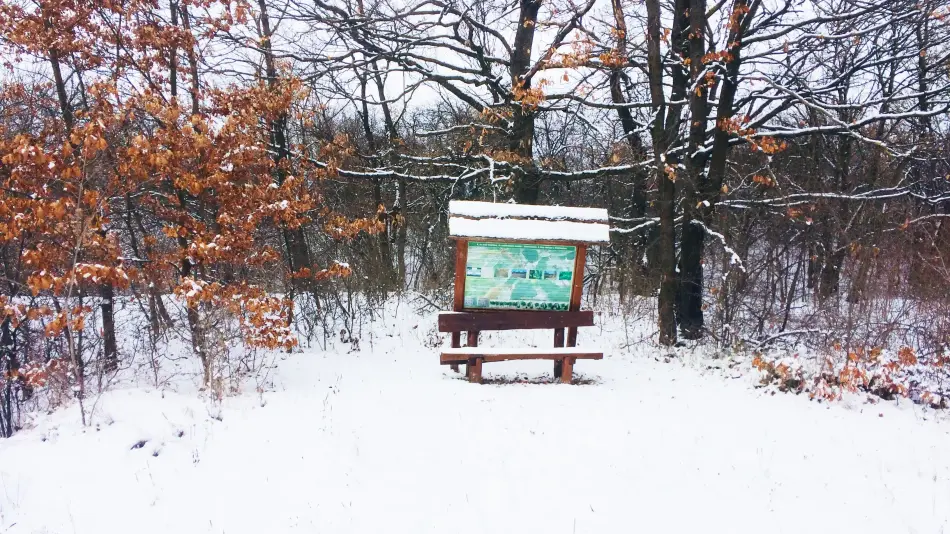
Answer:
610, 218, 659, 234
718, 187, 917, 208
691, 220, 746, 273
416, 123, 509, 137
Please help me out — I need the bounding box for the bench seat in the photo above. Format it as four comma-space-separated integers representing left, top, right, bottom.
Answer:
438, 310, 594, 332
441, 347, 602, 383
440, 347, 603, 364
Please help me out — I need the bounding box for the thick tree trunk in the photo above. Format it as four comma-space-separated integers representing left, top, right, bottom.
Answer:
674, 0, 710, 340
509, 0, 542, 204
673, 0, 755, 340
819, 131, 853, 302
657, 170, 677, 345
645, 0, 679, 345
676, 216, 705, 339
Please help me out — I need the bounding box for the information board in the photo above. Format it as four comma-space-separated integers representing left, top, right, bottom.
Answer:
463, 242, 577, 311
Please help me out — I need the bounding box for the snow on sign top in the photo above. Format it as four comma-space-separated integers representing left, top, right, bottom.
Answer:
448, 200, 610, 243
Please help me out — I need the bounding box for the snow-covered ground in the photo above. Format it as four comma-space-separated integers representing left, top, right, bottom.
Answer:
1, 302, 949, 533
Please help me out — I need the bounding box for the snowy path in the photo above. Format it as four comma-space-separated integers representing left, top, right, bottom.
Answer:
1, 318, 949, 533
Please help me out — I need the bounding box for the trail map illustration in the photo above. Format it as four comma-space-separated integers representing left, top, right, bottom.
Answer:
463, 242, 577, 311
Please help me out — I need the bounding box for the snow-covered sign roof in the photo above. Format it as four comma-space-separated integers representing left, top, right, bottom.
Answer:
448, 200, 610, 244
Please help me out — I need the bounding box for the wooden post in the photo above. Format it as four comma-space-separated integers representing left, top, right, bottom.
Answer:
454, 241, 468, 374
560, 357, 574, 384
553, 328, 565, 378
566, 244, 587, 348
467, 330, 479, 347
450, 331, 460, 372
453, 240, 469, 312
473, 358, 483, 383
467, 357, 483, 383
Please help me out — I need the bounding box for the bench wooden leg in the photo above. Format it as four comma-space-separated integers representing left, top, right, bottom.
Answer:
451, 331, 461, 373
466, 358, 483, 383
560, 357, 574, 384
553, 328, 565, 379
567, 326, 578, 347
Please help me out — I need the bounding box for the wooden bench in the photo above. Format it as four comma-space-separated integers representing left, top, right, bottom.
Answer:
438, 310, 603, 383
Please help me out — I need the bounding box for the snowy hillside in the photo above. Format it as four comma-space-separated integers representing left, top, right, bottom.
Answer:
1, 303, 948, 534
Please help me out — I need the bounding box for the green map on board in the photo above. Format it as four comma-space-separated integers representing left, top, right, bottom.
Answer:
463, 242, 576, 311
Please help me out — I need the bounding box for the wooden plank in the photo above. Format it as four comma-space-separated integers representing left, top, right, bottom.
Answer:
440, 350, 603, 364
467, 330, 479, 347
453, 240, 468, 312
567, 244, 587, 347
438, 310, 594, 332
560, 357, 574, 384
442, 346, 604, 356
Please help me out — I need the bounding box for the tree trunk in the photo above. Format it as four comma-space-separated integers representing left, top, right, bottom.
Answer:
258, 0, 313, 284
674, 0, 755, 340
818, 248, 846, 300
608, 56, 653, 288
180, 4, 200, 117
395, 178, 408, 287
644, 0, 680, 345
125, 194, 173, 333
358, 71, 394, 288
1, 317, 16, 437
169, 0, 178, 102
509, 0, 542, 204
369, 54, 406, 287
676, 215, 705, 339
101, 282, 118, 372
49, 27, 122, 374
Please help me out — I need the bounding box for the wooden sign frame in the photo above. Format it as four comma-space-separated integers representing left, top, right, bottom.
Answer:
451, 239, 588, 353
452, 239, 588, 314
